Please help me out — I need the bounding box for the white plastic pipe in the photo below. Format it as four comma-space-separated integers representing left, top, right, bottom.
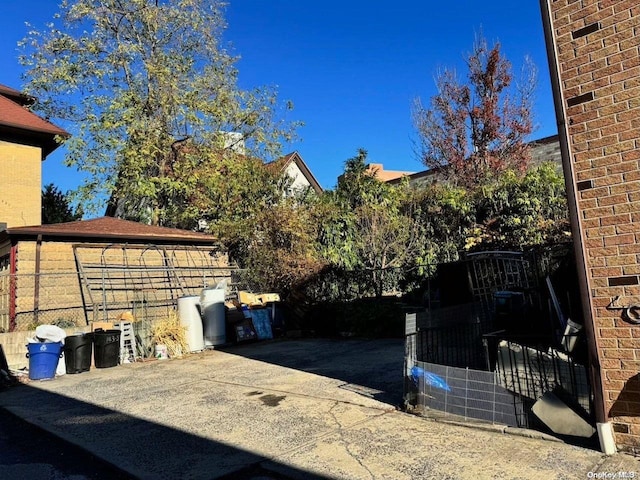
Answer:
597, 422, 617, 455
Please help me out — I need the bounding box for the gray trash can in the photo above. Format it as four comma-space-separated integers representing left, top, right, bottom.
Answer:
200, 287, 226, 346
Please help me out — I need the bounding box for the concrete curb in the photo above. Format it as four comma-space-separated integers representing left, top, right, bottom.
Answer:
410, 408, 564, 443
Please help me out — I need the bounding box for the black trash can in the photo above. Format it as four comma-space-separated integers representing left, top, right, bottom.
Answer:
93, 329, 121, 368
63, 333, 93, 374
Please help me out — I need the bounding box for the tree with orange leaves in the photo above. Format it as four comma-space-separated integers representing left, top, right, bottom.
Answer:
412, 35, 536, 188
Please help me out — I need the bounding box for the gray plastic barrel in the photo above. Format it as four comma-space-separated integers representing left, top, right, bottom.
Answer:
200, 287, 226, 346
177, 295, 205, 352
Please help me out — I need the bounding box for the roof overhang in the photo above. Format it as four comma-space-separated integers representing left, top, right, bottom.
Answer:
282, 151, 323, 193
0, 126, 66, 159
0, 217, 222, 247
0, 230, 221, 245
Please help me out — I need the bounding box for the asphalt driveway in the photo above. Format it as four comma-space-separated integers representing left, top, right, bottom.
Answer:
0, 338, 635, 479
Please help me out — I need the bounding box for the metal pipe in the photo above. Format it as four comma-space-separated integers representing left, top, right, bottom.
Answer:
538, 0, 609, 438
9, 243, 17, 331
33, 234, 42, 325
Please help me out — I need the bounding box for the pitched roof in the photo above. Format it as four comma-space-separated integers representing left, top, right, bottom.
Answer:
0, 83, 69, 157
366, 163, 416, 182
266, 151, 323, 193
387, 135, 563, 186
0, 84, 33, 105
1, 216, 219, 245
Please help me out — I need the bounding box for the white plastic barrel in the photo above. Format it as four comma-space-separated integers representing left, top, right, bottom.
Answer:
177, 295, 205, 352
200, 287, 226, 346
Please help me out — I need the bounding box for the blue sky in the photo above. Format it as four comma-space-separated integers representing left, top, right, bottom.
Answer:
1, 1, 557, 198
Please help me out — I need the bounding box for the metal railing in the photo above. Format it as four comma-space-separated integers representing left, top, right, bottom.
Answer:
495, 338, 592, 417
413, 303, 491, 371
404, 310, 594, 431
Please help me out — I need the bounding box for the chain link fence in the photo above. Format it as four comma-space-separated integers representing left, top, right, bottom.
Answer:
0, 266, 236, 332
0, 271, 86, 332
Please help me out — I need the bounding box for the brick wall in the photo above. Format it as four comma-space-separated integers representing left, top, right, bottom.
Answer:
545, 0, 640, 453
0, 140, 42, 227
1, 240, 230, 332
530, 135, 563, 167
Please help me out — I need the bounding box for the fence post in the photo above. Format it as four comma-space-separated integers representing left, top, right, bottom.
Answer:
465, 367, 469, 420
404, 312, 418, 409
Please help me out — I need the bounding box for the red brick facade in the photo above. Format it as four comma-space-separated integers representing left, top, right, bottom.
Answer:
543, 0, 640, 452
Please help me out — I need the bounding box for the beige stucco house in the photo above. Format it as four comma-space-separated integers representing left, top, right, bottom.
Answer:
267, 151, 323, 196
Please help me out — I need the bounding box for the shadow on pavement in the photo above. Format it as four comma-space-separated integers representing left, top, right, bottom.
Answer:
218, 338, 405, 407
1, 408, 130, 479
0, 383, 334, 480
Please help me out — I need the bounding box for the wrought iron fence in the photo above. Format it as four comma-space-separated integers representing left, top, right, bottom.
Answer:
495, 338, 592, 416
413, 303, 491, 371
404, 313, 592, 431
403, 246, 594, 435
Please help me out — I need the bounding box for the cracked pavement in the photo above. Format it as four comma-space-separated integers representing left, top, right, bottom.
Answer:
0, 338, 637, 479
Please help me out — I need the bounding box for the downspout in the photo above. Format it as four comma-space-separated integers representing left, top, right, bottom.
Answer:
539, 0, 613, 454
33, 234, 42, 325
9, 243, 17, 331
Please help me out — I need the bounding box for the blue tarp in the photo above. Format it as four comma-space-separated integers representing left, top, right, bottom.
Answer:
249, 309, 273, 340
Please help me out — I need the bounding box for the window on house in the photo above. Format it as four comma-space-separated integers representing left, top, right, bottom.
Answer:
0, 255, 9, 272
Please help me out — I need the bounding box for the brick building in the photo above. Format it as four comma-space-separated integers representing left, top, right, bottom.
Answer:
0, 84, 69, 228
0, 217, 228, 332
540, 0, 640, 453
0, 85, 229, 333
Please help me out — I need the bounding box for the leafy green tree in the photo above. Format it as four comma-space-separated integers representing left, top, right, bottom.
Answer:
316, 150, 425, 297
467, 162, 570, 250
412, 35, 536, 187
193, 150, 286, 260
335, 149, 393, 209
243, 199, 325, 297
355, 200, 423, 297
20, 0, 299, 223
405, 162, 569, 259
41, 183, 83, 224
411, 182, 474, 265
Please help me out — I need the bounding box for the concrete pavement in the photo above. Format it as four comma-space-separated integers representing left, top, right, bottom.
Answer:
0, 338, 638, 479
0, 407, 130, 479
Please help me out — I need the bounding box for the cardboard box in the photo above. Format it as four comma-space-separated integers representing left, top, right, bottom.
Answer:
238, 290, 262, 306
92, 321, 115, 331
238, 290, 280, 306
257, 293, 280, 303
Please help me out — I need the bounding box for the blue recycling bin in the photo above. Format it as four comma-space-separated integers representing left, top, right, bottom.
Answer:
26, 342, 63, 380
